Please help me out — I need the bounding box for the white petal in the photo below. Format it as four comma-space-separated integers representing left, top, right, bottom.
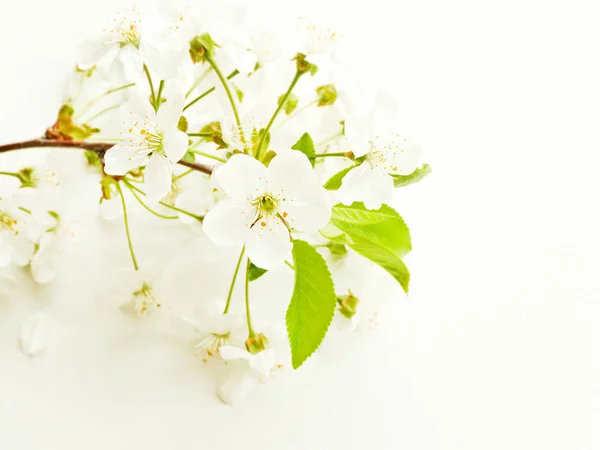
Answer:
30, 234, 57, 284
337, 162, 393, 210
0, 239, 12, 267
116, 45, 144, 79
214, 154, 268, 199
104, 145, 149, 176
202, 199, 254, 246
344, 115, 371, 158
12, 233, 35, 267
249, 348, 276, 378
162, 128, 189, 163
216, 368, 259, 405
122, 90, 156, 122
280, 187, 331, 232
77, 39, 119, 70
267, 150, 316, 197
169, 315, 199, 338
144, 154, 172, 203
156, 85, 185, 130
246, 217, 292, 270
219, 345, 252, 361
384, 137, 421, 176
221, 44, 258, 75
20, 312, 56, 357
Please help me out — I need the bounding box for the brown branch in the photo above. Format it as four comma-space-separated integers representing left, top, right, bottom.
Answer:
0, 138, 214, 175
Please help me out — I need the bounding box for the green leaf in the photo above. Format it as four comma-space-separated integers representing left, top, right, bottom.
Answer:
286, 240, 337, 369
392, 164, 432, 187
291, 132, 316, 166
323, 165, 356, 190
248, 263, 268, 281
330, 203, 412, 293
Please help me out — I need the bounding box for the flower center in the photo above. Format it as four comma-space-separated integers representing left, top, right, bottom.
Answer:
367, 134, 408, 173
133, 282, 161, 318
195, 332, 231, 356
0, 211, 16, 231
251, 193, 280, 218
104, 12, 142, 48
123, 118, 164, 155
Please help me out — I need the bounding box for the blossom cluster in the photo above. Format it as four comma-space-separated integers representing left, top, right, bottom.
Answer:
0, 3, 429, 404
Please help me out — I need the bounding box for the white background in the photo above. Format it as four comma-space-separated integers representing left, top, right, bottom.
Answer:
0, 0, 598, 449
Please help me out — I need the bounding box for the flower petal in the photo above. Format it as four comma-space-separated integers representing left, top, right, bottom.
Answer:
280, 186, 331, 232
104, 145, 149, 176
216, 368, 259, 405
249, 348, 276, 378
214, 154, 268, 199
219, 345, 252, 361
77, 39, 119, 70
246, 217, 292, 270
202, 199, 254, 246
144, 154, 173, 203
20, 312, 56, 357
267, 150, 316, 197
162, 128, 189, 163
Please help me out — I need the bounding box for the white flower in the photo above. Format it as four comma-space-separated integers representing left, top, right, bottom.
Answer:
174, 175, 217, 231
104, 89, 188, 202
0, 197, 36, 268
338, 133, 421, 210
77, 6, 191, 79
20, 312, 56, 357
203, 151, 331, 269
296, 18, 339, 66
0, 268, 17, 298
217, 345, 277, 405
170, 299, 242, 355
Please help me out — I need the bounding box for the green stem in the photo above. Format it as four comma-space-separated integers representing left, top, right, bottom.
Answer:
183, 70, 239, 112
256, 70, 303, 158
124, 178, 204, 221
223, 247, 245, 314
84, 104, 120, 123
173, 169, 193, 181
123, 180, 178, 220
274, 98, 317, 131
245, 258, 256, 337
0, 171, 21, 180
185, 67, 212, 98
285, 260, 295, 270
188, 148, 227, 163
155, 80, 165, 110
187, 132, 212, 137
116, 182, 139, 271
77, 83, 135, 117
143, 64, 157, 107
314, 152, 348, 158
204, 55, 244, 142
315, 130, 343, 148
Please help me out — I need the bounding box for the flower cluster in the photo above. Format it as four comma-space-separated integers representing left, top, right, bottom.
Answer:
0, 3, 430, 404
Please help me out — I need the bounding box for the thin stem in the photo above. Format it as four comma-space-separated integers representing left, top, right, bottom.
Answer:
84, 104, 120, 123
274, 98, 317, 131
173, 169, 193, 181
314, 152, 348, 158
187, 132, 212, 137
185, 67, 212, 98
77, 83, 135, 117
116, 182, 139, 271
0, 171, 21, 180
285, 260, 295, 270
143, 64, 157, 107
183, 69, 239, 112
0, 139, 214, 176
188, 148, 226, 163
204, 55, 244, 142
155, 80, 165, 110
256, 70, 303, 158
315, 130, 343, 148
124, 179, 204, 221
223, 247, 245, 314
245, 258, 256, 337
123, 180, 178, 220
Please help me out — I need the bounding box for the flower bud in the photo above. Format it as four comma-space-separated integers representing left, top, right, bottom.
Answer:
245, 332, 269, 354
316, 84, 338, 107
17, 167, 38, 188
278, 92, 299, 115
294, 53, 318, 76
189, 33, 217, 63
337, 290, 360, 319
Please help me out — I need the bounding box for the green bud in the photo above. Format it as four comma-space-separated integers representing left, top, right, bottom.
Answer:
17, 167, 37, 188
46, 104, 100, 141
199, 121, 228, 149
316, 84, 338, 107
326, 241, 348, 256
189, 33, 217, 63
177, 116, 189, 133
294, 53, 318, 76
337, 290, 360, 319
84, 150, 102, 169
278, 92, 299, 115
245, 333, 270, 354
